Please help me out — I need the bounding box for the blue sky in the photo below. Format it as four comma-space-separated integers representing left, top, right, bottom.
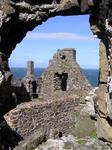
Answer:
9, 15, 100, 69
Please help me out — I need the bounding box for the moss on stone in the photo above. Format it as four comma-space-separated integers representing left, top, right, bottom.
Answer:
90, 131, 97, 139
77, 139, 86, 145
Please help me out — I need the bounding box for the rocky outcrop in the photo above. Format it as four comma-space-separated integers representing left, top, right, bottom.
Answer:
34, 135, 112, 150
89, 1, 112, 142
81, 87, 98, 118
15, 134, 112, 150
37, 48, 91, 101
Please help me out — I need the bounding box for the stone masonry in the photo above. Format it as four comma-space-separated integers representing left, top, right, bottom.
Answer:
1, 0, 112, 147
37, 48, 92, 102
21, 61, 37, 98
5, 97, 79, 139
4, 48, 93, 148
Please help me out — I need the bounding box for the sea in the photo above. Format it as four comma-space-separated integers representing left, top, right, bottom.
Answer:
11, 68, 99, 87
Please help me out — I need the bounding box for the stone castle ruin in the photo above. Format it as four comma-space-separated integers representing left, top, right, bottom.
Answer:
21, 61, 37, 98
0, 0, 112, 149
37, 48, 91, 101
2, 48, 94, 150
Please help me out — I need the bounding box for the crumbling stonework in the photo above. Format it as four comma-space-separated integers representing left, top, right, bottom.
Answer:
89, 0, 112, 141
0, 0, 112, 147
5, 97, 79, 139
5, 88, 97, 150
37, 48, 91, 102
5, 92, 97, 150
21, 61, 37, 98
5, 49, 93, 145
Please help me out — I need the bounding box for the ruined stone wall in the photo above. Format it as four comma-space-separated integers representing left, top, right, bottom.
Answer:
5, 87, 97, 150
0, 2, 95, 135
0, 0, 112, 145
38, 48, 91, 101
88, 0, 112, 141
4, 48, 94, 148
5, 97, 79, 139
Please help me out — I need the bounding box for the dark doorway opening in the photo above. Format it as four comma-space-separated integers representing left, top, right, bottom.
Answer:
54, 72, 68, 91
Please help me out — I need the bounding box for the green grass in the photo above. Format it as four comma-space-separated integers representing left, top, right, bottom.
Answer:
77, 139, 86, 145
90, 131, 97, 138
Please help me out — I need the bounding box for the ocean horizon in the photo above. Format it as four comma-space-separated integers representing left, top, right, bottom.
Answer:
10, 68, 99, 87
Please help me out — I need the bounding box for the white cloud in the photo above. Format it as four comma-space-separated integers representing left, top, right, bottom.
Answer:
26, 32, 92, 41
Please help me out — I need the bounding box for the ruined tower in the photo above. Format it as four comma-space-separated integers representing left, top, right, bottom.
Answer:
37, 48, 92, 101
21, 61, 37, 98
26, 61, 34, 77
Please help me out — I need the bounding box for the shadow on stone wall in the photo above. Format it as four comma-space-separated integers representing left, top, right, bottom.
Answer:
11, 86, 31, 104
0, 117, 23, 149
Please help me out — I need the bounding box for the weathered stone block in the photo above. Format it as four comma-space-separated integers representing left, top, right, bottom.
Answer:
98, 84, 107, 115
99, 40, 108, 83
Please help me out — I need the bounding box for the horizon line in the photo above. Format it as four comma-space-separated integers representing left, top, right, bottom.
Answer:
10, 67, 99, 70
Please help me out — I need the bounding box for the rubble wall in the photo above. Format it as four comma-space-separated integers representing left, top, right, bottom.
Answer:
5, 98, 79, 139
38, 48, 91, 101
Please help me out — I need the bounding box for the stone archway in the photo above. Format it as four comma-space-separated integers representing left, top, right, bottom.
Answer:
0, 0, 112, 143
